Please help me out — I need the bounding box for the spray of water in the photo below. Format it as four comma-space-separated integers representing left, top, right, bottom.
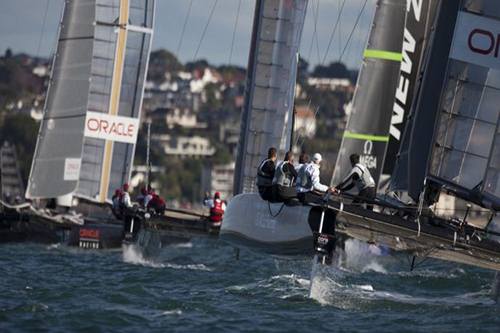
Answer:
122, 244, 164, 268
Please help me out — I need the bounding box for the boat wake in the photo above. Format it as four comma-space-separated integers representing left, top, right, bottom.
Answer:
122, 244, 163, 268
307, 252, 494, 309
122, 244, 213, 271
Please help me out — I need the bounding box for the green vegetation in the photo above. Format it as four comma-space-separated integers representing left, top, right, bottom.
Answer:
0, 48, 355, 203
0, 113, 39, 183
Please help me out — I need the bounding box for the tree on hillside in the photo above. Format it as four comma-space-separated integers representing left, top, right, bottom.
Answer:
185, 59, 210, 72
297, 56, 309, 85
311, 61, 350, 79
0, 114, 39, 183
147, 49, 184, 83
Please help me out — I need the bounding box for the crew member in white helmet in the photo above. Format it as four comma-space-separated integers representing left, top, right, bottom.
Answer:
296, 153, 334, 202
334, 153, 376, 210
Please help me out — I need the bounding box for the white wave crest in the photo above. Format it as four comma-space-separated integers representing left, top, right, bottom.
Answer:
122, 244, 212, 271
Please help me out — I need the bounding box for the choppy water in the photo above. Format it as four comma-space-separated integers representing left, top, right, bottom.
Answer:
1, 238, 499, 332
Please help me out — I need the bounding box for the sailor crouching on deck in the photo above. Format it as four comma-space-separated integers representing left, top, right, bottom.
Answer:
256, 147, 277, 201
334, 153, 376, 210
272, 151, 298, 203
296, 153, 334, 202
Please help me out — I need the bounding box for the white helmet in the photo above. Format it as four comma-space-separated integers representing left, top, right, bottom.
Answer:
312, 153, 322, 163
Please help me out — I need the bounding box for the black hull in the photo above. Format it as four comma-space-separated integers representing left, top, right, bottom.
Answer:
145, 209, 218, 244
0, 206, 124, 249
303, 193, 500, 271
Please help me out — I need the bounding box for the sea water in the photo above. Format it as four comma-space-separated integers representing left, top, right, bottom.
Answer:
1, 238, 499, 332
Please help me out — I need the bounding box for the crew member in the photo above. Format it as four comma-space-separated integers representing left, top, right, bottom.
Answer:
296, 153, 333, 202
147, 189, 166, 215
112, 189, 123, 219
207, 192, 226, 224
137, 187, 152, 208
120, 183, 135, 234
295, 153, 309, 173
272, 151, 298, 202
256, 147, 277, 201
334, 153, 376, 210
120, 183, 133, 209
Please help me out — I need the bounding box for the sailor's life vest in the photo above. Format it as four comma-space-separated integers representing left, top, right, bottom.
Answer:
210, 199, 225, 222
256, 159, 275, 187
351, 163, 376, 191
297, 164, 312, 189
148, 194, 166, 214
273, 161, 295, 187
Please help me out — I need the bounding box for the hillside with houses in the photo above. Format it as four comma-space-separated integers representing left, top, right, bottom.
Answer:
0, 48, 357, 208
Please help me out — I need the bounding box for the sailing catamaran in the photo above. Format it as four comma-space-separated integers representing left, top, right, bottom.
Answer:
222, 0, 500, 274
1, 0, 156, 248
222, 0, 406, 253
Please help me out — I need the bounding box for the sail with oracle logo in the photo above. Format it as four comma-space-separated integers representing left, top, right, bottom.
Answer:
26, 0, 155, 206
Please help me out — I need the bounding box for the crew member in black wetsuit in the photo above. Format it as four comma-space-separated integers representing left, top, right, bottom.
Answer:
272, 151, 298, 202
256, 147, 277, 201
334, 153, 376, 210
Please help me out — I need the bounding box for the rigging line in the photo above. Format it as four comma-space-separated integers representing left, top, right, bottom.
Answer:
321, 0, 346, 65
175, 0, 194, 58
313, 0, 322, 65
345, 3, 368, 67
307, 0, 321, 62
193, 0, 219, 61
35, 0, 51, 60
305, 0, 315, 61
228, 0, 242, 65
339, 0, 369, 63
297, 105, 321, 149
337, 0, 342, 60
293, 99, 312, 147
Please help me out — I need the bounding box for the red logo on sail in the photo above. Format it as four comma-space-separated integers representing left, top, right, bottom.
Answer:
84, 112, 139, 144
451, 12, 500, 71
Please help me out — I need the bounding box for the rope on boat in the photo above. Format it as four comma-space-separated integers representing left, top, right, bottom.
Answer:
0, 200, 32, 210
1, 200, 84, 225
267, 201, 286, 218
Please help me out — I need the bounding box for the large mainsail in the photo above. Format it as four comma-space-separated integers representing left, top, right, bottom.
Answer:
383, 0, 440, 177
423, 0, 500, 208
26, 0, 155, 203
233, 0, 308, 195
331, 0, 406, 188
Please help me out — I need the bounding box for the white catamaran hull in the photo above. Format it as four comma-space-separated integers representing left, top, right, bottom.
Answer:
220, 193, 315, 255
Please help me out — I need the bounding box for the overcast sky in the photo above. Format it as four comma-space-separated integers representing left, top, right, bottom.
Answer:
0, 0, 376, 69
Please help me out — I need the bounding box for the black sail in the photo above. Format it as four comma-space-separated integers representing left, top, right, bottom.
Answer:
405, 0, 461, 202
383, 0, 440, 178
331, 0, 406, 188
